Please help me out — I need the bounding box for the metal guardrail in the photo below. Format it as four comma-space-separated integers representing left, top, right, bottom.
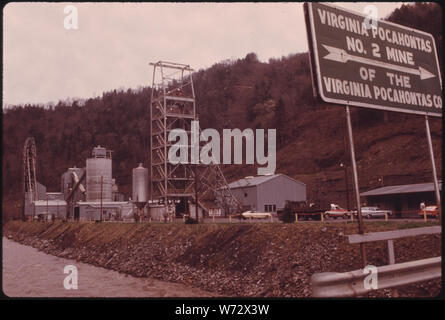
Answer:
311, 256, 441, 297
347, 226, 441, 269
348, 226, 441, 244
311, 226, 442, 297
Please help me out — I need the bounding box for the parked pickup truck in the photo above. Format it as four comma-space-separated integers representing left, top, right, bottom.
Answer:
418, 205, 439, 218
324, 204, 350, 219
352, 206, 392, 219
277, 200, 329, 222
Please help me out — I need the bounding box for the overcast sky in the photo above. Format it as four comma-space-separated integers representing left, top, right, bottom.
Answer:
3, 2, 403, 107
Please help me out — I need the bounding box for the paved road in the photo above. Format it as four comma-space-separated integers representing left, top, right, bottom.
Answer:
199, 217, 433, 223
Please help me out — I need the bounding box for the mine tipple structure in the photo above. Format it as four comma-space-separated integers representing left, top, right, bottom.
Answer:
149, 61, 242, 217
20, 61, 241, 222
150, 61, 196, 204
22, 143, 132, 222
22, 137, 38, 220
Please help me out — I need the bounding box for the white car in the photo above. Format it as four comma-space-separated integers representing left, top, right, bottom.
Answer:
354, 207, 392, 219
324, 204, 350, 219
241, 210, 272, 219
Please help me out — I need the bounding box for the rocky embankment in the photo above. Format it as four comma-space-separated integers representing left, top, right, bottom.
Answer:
3, 220, 441, 297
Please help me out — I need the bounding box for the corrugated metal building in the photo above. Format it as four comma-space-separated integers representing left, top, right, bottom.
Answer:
149, 204, 176, 221
77, 201, 133, 221
33, 200, 67, 219
36, 181, 47, 200
228, 174, 306, 213
46, 192, 65, 200
361, 181, 442, 217
24, 182, 61, 218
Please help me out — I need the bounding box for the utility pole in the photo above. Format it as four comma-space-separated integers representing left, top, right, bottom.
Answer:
194, 164, 199, 222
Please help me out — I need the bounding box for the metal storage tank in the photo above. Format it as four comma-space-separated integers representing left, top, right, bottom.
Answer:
132, 163, 148, 203
86, 146, 112, 202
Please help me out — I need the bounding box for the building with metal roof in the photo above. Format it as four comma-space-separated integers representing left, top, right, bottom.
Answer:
361, 181, 442, 197
228, 174, 306, 213
32, 199, 67, 220
360, 181, 442, 217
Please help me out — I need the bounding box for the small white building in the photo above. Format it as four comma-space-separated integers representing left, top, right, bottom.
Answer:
149, 204, 176, 221
33, 199, 67, 219
77, 201, 133, 221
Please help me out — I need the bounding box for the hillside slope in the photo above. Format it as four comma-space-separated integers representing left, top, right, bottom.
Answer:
2, 3, 442, 220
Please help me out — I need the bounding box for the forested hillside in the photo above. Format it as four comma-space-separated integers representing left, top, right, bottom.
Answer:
3, 2, 442, 220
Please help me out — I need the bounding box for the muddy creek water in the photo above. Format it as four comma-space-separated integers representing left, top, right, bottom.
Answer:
2, 237, 217, 297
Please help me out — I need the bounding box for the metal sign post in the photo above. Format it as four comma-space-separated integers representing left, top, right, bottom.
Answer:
100, 175, 103, 221
346, 105, 367, 267
424, 115, 441, 223
304, 2, 442, 267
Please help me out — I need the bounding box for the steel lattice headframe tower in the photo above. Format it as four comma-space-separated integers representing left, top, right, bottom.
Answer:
197, 158, 243, 215
22, 137, 37, 219
149, 61, 242, 214
150, 61, 196, 204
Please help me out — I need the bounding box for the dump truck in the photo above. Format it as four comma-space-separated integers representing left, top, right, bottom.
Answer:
278, 200, 330, 222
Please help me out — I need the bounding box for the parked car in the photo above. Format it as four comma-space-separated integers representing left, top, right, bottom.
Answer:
241, 210, 272, 220
418, 205, 439, 218
324, 204, 350, 219
353, 206, 392, 219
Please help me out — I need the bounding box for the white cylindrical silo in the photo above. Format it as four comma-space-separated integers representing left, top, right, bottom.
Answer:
86, 146, 112, 202
132, 163, 148, 203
